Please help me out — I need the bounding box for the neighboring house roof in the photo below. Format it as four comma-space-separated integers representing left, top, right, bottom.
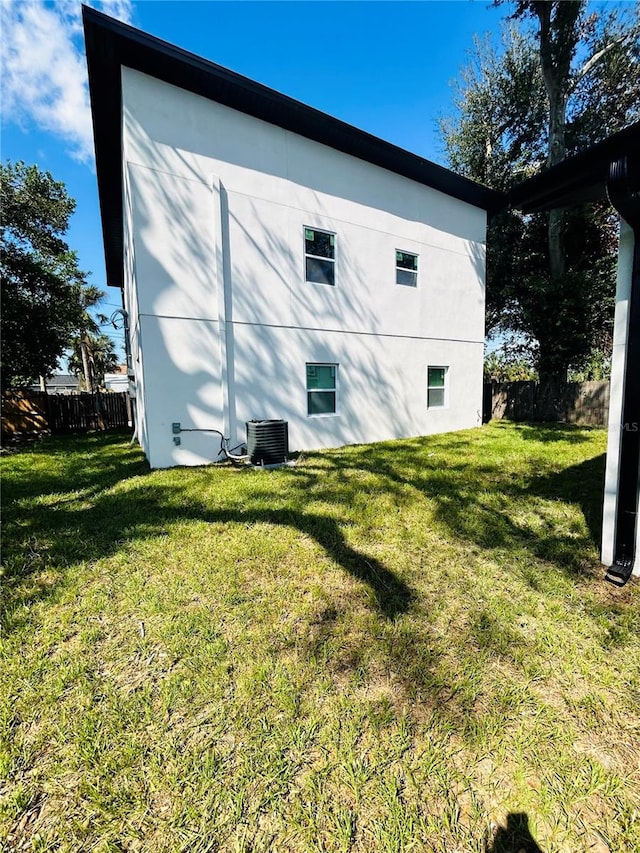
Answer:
32, 374, 79, 391
82, 5, 505, 290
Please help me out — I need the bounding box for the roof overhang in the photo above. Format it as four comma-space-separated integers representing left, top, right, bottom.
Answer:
509, 122, 640, 214
83, 5, 505, 289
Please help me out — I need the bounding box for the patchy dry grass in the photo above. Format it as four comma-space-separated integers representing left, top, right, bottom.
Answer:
1, 423, 638, 852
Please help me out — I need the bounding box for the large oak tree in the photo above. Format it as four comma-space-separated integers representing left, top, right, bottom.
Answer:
441, 1, 639, 378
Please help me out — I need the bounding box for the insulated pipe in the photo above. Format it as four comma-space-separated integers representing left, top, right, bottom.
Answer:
177, 427, 249, 463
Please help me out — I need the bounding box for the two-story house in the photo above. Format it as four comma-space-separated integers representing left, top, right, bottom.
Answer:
84, 7, 502, 469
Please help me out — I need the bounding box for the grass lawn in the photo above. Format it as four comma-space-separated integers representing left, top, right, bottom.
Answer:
1, 421, 639, 853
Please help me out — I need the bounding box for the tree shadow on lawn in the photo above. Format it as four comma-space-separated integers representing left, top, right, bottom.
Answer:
426, 453, 606, 573
3, 425, 609, 640
3, 426, 631, 760
296, 431, 606, 579
1, 431, 148, 504
2, 465, 413, 636
510, 421, 596, 445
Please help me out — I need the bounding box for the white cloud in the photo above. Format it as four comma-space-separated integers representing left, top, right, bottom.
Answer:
1, 0, 133, 164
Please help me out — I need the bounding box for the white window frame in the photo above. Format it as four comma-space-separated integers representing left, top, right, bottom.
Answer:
304, 226, 336, 287
427, 365, 448, 409
395, 249, 418, 287
306, 362, 339, 417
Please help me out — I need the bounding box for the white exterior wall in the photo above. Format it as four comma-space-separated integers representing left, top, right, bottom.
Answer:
602, 220, 640, 575
103, 373, 128, 392
122, 68, 487, 468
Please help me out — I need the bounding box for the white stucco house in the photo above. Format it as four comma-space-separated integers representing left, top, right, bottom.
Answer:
511, 122, 640, 586
84, 7, 502, 470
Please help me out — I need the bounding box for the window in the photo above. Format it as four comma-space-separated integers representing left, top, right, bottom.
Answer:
427, 366, 447, 408
305, 227, 335, 286
396, 250, 418, 286
306, 363, 338, 415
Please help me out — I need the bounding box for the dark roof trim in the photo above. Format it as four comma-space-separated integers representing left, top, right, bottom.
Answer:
83, 5, 504, 288
509, 122, 640, 214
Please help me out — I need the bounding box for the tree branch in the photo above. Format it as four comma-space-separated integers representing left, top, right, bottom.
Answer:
569, 35, 628, 93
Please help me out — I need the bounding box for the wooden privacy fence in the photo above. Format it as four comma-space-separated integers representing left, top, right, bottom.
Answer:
483, 379, 610, 427
2, 391, 132, 438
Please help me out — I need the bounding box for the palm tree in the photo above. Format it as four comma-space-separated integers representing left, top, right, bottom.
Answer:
68, 331, 120, 390
69, 286, 109, 391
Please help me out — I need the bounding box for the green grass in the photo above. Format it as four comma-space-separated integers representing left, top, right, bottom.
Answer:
1, 422, 639, 853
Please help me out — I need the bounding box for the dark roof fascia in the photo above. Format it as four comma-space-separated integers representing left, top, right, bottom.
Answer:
82, 5, 504, 288
84, 6, 125, 288
509, 122, 640, 214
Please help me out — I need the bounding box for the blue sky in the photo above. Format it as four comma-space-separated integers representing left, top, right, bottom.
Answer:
2, 0, 510, 357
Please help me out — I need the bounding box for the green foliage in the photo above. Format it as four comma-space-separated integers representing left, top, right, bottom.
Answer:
67, 284, 120, 390
441, 27, 547, 190
567, 348, 612, 382
570, 4, 640, 146
441, 2, 639, 378
68, 331, 120, 389
0, 161, 89, 388
484, 349, 538, 382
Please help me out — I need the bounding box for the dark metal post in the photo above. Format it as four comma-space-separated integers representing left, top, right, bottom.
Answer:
605, 156, 640, 586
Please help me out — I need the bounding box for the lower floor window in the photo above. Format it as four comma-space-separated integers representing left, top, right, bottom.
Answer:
307, 363, 337, 415
427, 366, 448, 408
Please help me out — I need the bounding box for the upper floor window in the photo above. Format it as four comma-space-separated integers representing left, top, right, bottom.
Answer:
427, 366, 448, 408
305, 227, 335, 286
396, 250, 418, 287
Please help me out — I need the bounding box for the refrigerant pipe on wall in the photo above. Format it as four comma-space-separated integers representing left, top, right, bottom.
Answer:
174, 426, 249, 462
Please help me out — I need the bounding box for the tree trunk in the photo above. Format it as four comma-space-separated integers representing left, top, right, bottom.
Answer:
544, 60, 568, 281
537, 341, 568, 380
80, 336, 92, 392
548, 208, 565, 281
533, 1, 582, 376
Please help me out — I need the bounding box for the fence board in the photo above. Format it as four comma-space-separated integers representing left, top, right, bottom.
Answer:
484, 380, 610, 427
2, 391, 131, 438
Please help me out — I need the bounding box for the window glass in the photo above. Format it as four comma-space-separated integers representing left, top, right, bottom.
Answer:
305, 257, 335, 286
305, 228, 335, 285
396, 250, 418, 287
306, 363, 337, 415
308, 391, 336, 415
306, 364, 336, 390
427, 366, 447, 408
427, 388, 445, 408
305, 229, 334, 259
428, 367, 445, 388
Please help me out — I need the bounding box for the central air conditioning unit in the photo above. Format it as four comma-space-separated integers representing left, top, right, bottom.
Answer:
246, 419, 289, 466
